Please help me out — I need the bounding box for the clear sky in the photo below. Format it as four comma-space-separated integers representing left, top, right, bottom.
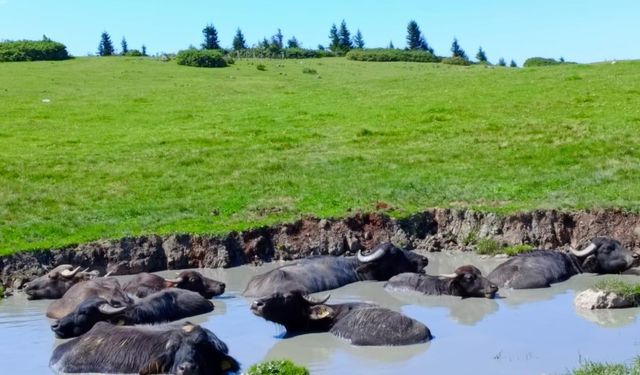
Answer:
1, 0, 638, 64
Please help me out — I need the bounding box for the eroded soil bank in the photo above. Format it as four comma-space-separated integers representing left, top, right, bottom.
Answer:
2, 208, 640, 290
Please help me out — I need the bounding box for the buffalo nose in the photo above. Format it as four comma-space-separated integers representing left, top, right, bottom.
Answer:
177, 362, 195, 374
251, 300, 264, 309
633, 252, 639, 258
51, 322, 59, 330
219, 283, 226, 291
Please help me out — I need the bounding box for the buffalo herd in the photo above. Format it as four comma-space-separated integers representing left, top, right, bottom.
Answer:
14, 237, 638, 374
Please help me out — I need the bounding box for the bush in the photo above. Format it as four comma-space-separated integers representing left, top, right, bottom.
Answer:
0, 40, 70, 62
256, 64, 266, 71
123, 49, 143, 57
247, 360, 309, 375
284, 48, 324, 59
504, 244, 533, 256
232, 48, 332, 59
522, 57, 577, 67
175, 49, 228, 68
0, 285, 4, 298
346, 48, 440, 63
302, 67, 317, 74
476, 238, 502, 255
442, 56, 471, 66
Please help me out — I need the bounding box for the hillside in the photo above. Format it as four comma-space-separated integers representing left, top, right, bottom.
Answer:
1, 57, 639, 254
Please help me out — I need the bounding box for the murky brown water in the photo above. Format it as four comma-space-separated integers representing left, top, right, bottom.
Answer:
2, 252, 640, 374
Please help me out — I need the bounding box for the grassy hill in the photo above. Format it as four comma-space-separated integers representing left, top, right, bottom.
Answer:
1, 57, 639, 254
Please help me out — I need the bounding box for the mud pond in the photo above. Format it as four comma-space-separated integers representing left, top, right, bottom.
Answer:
1, 252, 640, 374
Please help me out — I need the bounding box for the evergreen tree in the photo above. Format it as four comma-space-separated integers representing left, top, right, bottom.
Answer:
121, 37, 128, 54
318, 44, 325, 51
232, 28, 247, 50
287, 36, 300, 49
201, 24, 220, 49
510, 59, 517, 67
388, 40, 395, 49
353, 29, 365, 48
476, 47, 488, 63
259, 37, 270, 49
559, 57, 565, 63
97, 31, 114, 56
42, 34, 51, 41
141, 45, 147, 56
498, 57, 506, 66
419, 35, 433, 54
328, 24, 340, 52
450, 38, 468, 60
271, 29, 284, 50
338, 20, 352, 51
406, 20, 422, 50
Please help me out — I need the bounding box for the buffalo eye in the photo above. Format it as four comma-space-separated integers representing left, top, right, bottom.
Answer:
189, 278, 197, 283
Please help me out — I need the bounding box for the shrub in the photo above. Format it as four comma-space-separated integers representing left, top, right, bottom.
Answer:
476, 238, 502, 255
346, 48, 440, 63
442, 56, 471, 66
175, 49, 228, 68
504, 244, 533, 256
123, 49, 143, 57
0, 285, 4, 298
256, 63, 266, 71
284, 48, 324, 59
522, 57, 577, 67
302, 67, 317, 74
0, 40, 70, 62
247, 359, 310, 375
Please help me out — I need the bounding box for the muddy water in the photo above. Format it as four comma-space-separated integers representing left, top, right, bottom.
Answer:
1, 253, 640, 374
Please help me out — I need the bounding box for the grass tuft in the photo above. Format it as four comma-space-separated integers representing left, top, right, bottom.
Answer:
594, 279, 640, 300
475, 238, 502, 255
247, 359, 309, 375
570, 357, 640, 375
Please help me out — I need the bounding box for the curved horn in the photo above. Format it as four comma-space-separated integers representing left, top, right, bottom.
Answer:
302, 294, 331, 305
438, 273, 458, 278
571, 243, 597, 257
164, 276, 184, 284
357, 245, 388, 263
98, 303, 127, 315
60, 266, 82, 278
103, 271, 113, 278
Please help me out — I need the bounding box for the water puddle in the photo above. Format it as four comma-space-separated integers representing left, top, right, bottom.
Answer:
1, 253, 639, 374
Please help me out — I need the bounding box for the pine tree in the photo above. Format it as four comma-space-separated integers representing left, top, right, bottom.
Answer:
338, 20, 352, 52
232, 28, 247, 50
510, 59, 517, 67
388, 41, 395, 49
272, 29, 284, 50
353, 29, 365, 49
287, 36, 300, 49
328, 24, 340, 52
201, 24, 220, 49
141, 45, 147, 56
498, 57, 506, 66
406, 20, 421, 50
318, 44, 325, 51
419, 35, 433, 54
121, 37, 128, 55
450, 38, 468, 60
476, 47, 488, 63
97, 31, 114, 56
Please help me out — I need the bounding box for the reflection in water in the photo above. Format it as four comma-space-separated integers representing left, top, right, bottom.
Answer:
3, 253, 640, 375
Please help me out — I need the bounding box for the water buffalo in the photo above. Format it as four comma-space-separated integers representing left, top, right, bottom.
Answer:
385, 265, 499, 298
46, 277, 133, 319
123, 271, 226, 298
250, 291, 431, 346
23, 265, 98, 300
52, 289, 215, 338
243, 242, 428, 297
50, 321, 239, 375
488, 237, 639, 289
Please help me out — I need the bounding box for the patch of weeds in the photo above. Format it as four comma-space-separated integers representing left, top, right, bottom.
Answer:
357, 128, 374, 137
247, 359, 310, 375
462, 231, 478, 246
570, 357, 640, 375
302, 67, 317, 74
504, 244, 533, 256
256, 64, 266, 71
476, 238, 502, 255
594, 279, 640, 301
0, 285, 4, 298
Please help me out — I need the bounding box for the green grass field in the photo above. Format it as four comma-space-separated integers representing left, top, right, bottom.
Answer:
1, 57, 640, 254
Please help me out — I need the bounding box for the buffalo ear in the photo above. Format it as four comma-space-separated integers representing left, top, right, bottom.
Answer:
355, 263, 375, 275
581, 254, 598, 273
309, 305, 334, 320
219, 355, 240, 373
139, 353, 172, 375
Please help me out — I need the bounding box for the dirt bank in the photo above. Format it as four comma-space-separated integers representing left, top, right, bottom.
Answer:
2, 208, 640, 290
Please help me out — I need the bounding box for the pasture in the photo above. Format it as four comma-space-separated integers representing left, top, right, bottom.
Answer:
1, 57, 639, 254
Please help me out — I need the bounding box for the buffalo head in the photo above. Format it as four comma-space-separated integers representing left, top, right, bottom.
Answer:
570, 237, 638, 274
251, 291, 333, 332
23, 265, 97, 300
165, 271, 225, 299
355, 242, 428, 281
140, 323, 240, 375
441, 265, 498, 298
51, 297, 128, 338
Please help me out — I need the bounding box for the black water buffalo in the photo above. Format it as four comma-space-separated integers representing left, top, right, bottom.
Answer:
243, 242, 428, 297
123, 271, 225, 298
250, 291, 431, 346
385, 265, 499, 298
52, 289, 215, 338
488, 237, 639, 289
50, 321, 239, 375
46, 277, 133, 319
23, 265, 98, 300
